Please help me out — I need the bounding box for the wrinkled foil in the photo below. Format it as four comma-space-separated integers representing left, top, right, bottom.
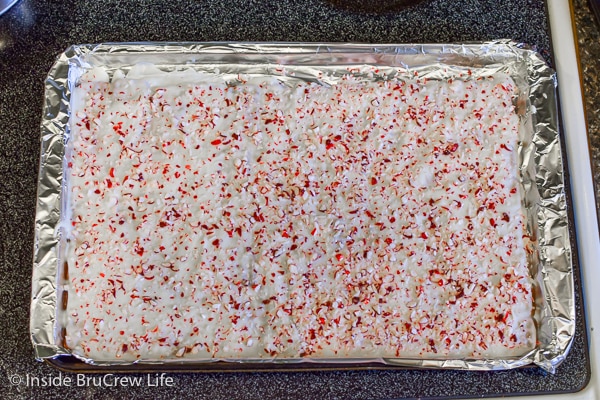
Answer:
30, 42, 573, 373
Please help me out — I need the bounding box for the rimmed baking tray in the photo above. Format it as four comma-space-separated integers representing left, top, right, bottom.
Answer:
31, 41, 575, 374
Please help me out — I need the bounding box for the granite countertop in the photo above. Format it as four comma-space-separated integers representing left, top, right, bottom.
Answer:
574, 0, 600, 225
0, 1, 596, 399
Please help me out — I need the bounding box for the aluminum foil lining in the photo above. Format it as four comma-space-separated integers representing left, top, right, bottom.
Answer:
30, 42, 573, 373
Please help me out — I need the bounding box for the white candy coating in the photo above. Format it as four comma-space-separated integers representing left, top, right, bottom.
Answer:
63, 67, 535, 361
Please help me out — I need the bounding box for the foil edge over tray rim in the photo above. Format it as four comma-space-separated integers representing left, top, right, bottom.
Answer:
30, 41, 574, 373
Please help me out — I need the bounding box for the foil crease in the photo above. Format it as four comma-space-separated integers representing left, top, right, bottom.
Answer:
31, 42, 573, 373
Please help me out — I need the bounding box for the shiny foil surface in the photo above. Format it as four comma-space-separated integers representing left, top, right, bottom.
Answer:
30, 42, 573, 373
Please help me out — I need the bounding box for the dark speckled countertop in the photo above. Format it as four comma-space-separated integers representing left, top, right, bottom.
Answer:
0, 1, 596, 399
574, 0, 600, 226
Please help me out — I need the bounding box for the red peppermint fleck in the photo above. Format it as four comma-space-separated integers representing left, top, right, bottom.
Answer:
443, 143, 458, 155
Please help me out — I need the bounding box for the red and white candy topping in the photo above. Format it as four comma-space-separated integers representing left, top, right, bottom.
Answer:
64, 66, 535, 361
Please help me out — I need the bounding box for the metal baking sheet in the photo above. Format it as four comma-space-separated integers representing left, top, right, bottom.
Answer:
30, 42, 574, 373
